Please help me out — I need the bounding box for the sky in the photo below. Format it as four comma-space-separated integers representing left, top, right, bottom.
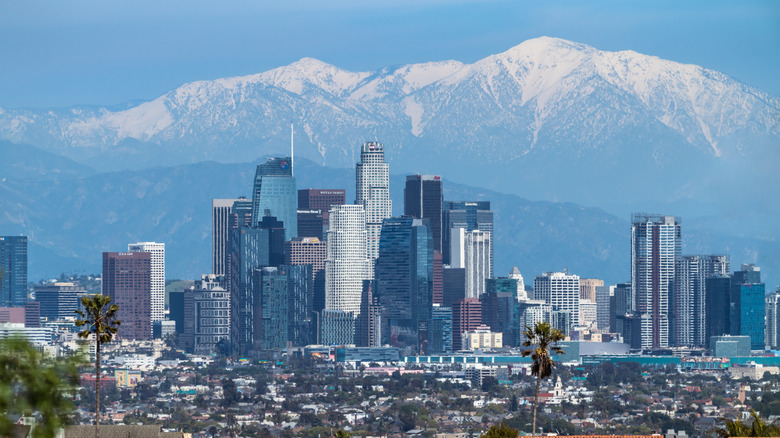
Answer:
1, 0, 778, 109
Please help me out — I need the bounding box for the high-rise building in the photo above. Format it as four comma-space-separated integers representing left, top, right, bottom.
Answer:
450, 228, 492, 299
297, 210, 325, 240
442, 201, 493, 266
508, 267, 527, 301
212, 198, 244, 276
320, 310, 355, 346
766, 289, 780, 350
182, 275, 230, 355
285, 237, 327, 314
533, 271, 580, 331
579, 279, 603, 301
452, 298, 482, 352
442, 267, 466, 308
481, 280, 521, 346
375, 217, 433, 347
673, 255, 730, 348
251, 157, 297, 241
325, 205, 371, 316
518, 299, 553, 334
631, 213, 681, 350
127, 242, 165, 323
429, 304, 453, 354
103, 252, 152, 340
298, 188, 346, 231
255, 265, 313, 350
404, 175, 443, 252
33, 282, 87, 321
356, 280, 381, 347
355, 142, 392, 262
168, 290, 185, 335
705, 275, 731, 348
595, 285, 614, 332
579, 300, 597, 329
0, 236, 27, 307
433, 251, 443, 305
731, 264, 765, 350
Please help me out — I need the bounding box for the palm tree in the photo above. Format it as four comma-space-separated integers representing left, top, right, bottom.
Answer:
522, 321, 564, 437
714, 410, 780, 437
75, 294, 120, 438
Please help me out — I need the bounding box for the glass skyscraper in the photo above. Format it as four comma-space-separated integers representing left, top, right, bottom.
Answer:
631, 214, 681, 350
0, 236, 27, 307
404, 175, 443, 252
731, 264, 765, 350
251, 157, 297, 242
442, 201, 493, 266
673, 254, 729, 348
255, 265, 313, 351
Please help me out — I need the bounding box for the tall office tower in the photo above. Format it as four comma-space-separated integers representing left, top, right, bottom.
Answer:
452, 298, 482, 352
212, 198, 244, 276
298, 189, 346, 230
356, 280, 381, 347
325, 205, 371, 316
375, 217, 434, 347
103, 252, 152, 340
518, 300, 553, 332
579, 278, 603, 301
33, 282, 87, 321
229, 224, 273, 357
674, 255, 730, 348
231, 198, 253, 228
0, 236, 27, 307
595, 285, 614, 331
731, 264, 765, 350
766, 290, 780, 350
442, 267, 466, 308
611, 282, 633, 339
355, 142, 392, 262
579, 300, 597, 329
533, 271, 581, 330
251, 157, 297, 242
168, 290, 185, 335
482, 280, 520, 346
255, 265, 313, 351
127, 242, 165, 323
182, 275, 230, 355
442, 201, 493, 266
429, 304, 453, 354
404, 175, 443, 252
285, 237, 327, 313
631, 213, 681, 350
705, 275, 731, 348
450, 228, 492, 299
509, 267, 527, 301
432, 251, 443, 305
24, 301, 40, 328
320, 310, 355, 345
297, 210, 325, 239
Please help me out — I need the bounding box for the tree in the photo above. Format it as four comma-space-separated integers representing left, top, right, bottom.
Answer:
522, 321, 564, 438
0, 337, 82, 438
715, 410, 780, 437
481, 422, 518, 438
75, 294, 121, 438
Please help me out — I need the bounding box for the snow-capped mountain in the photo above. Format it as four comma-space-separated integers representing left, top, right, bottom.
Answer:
1, 37, 777, 206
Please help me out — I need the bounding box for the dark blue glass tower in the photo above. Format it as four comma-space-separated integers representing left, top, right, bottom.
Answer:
251, 157, 297, 242
428, 305, 453, 354
0, 236, 27, 307
255, 265, 313, 351
730, 264, 765, 350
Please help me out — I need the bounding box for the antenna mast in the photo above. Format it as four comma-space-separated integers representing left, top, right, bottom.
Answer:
290, 121, 294, 176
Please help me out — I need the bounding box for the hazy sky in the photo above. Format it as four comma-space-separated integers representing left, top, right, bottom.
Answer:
1, 0, 778, 108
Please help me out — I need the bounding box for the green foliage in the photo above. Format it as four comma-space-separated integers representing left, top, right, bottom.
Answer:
715, 410, 780, 437
480, 422, 518, 438
0, 337, 83, 438
522, 321, 565, 437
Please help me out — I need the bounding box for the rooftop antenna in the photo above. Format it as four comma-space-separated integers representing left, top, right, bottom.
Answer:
290, 121, 294, 176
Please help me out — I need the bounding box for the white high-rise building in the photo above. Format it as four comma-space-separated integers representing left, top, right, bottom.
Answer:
509, 266, 527, 301
128, 242, 165, 322
533, 271, 581, 328
579, 299, 597, 329
766, 290, 780, 350
325, 205, 371, 316
355, 142, 391, 264
212, 198, 242, 276
450, 228, 492, 299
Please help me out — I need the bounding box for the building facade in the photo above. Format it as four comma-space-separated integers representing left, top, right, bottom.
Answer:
127, 242, 165, 323
766, 290, 780, 350
442, 201, 493, 266
251, 157, 297, 241
631, 213, 681, 349
102, 252, 152, 340
534, 271, 581, 330
355, 142, 392, 262
33, 282, 87, 321
255, 265, 313, 351
731, 264, 765, 350
0, 236, 27, 307
452, 298, 482, 352
674, 254, 730, 348
212, 198, 244, 276
404, 175, 443, 252
182, 275, 230, 355
450, 228, 492, 299
325, 205, 371, 317
285, 237, 327, 314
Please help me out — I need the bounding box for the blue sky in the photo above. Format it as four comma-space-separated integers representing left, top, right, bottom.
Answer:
1, 0, 778, 108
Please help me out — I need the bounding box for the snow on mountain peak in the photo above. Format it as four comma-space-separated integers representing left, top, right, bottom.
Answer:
259, 57, 369, 96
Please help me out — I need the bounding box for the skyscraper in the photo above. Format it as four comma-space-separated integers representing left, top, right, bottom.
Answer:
442, 201, 493, 266
255, 265, 313, 350
182, 275, 230, 355
579, 278, 603, 301
482, 278, 521, 346
0, 236, 27, 307
285, 237, 327, 314
631, 213, 681, 350
673, 254, 730, 348
450, 228, 492, 299
731, 264, 765, 350
705, 275, 731, 348
595, 284, 614, 332
128, 242, 165, 323
298, 189, 346, 231
452, 298, 482, 352
533, 271, 580, 331
766, 289, 780, 350
33, 282, 87, 321
375, 217, 434, 347
212, 198, 245, 276
325, 204, 371, 316
429, 304, 453, 354
251, 157, 297, 242
404, 175, 443, 252
355, 142, 391, 262
356, 280, 382, 347
103, 252, 152, 340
